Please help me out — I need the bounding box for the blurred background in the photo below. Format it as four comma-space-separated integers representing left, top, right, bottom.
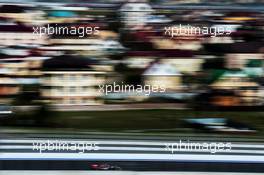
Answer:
2, 0, 264, 173
1, 0, 264, 138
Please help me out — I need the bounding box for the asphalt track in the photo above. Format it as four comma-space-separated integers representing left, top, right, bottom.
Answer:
0, 171, 263, 175
1, 134, 264, 172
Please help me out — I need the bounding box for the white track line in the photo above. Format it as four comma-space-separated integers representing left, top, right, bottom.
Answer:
1, 139, 264, 148
1, 145, 264, 154
1, 153, 264, 163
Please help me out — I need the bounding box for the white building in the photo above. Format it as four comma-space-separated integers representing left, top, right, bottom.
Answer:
41, 55, 106, 105
119, 0, 153, 27
143, 62, 182, 91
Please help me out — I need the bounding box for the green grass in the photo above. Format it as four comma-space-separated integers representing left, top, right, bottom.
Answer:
49, 109, 264, 136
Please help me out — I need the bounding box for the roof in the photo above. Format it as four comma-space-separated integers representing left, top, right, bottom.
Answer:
42, 55, 96, 71
204, 42, 264, 53
246, 59, 263, 67
143, 62, 181, 76
126, 50, 194, 58
0, 24, 33, 32
221, 71, 249, 78
210, 70, 259, 88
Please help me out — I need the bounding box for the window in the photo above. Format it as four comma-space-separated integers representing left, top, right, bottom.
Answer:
82, 86, 88, 92
69, 74, 76, 81
82, 74, 87, 80
69, 98, 75, 104
69, 86, 76, 93
82, 98, 86, 104
56, 75, 64, 81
